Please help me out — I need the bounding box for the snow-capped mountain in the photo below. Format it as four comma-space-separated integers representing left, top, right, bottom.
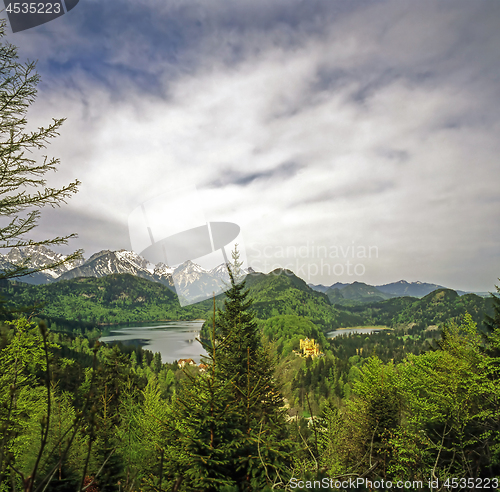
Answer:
0, 246, 255, 299
173, 260, 210, 288
153, 262, 174, 282
171, 260, 225, 303
57, 249, 175, 289
210, 263, 231, 281
207, 263, 252, 281
0, 245, 84, 284
171, 262, 253, 304
0, 246, 481, 300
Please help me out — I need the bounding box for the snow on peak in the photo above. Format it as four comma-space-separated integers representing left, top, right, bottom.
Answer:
3, 244, 82, 278
210, 263, 230, 277
176, 260, 207, 274
154, 262, 174, 276
115, 250, 154, 272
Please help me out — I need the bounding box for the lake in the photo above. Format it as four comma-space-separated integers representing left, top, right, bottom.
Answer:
327, 327, 385, 338
99, 320, 208, 364
100, 323, 387, 362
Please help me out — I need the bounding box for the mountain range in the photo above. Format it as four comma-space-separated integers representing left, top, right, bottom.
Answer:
0, 246, 252, 305
1, 264, 493, 335
309, 280, 485, 302
0, 245, 84, 284
0, 247, 494, 333
0, 246, 489, 302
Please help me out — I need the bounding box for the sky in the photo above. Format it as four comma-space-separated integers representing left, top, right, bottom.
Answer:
2, 0, 500, 291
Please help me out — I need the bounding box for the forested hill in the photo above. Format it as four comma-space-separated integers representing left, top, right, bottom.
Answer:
326, 281, 396, 305
336, 288, 494, 331
1, 274, 206, 324
243, 269, 338, 328
2, 272, 493, 333
2, 271, 347, 329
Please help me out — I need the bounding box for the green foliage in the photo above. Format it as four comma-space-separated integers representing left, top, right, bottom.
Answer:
132, 376, 172, 490
262, 315, 328, 357
171, 248, 293, 490
312, 312, 500, 483
316, 357, 402, 477
340, 288, 494, 332
173, 354, 243, 490
211, 250, 292, 489
2, 302, 500, 490
0, 317, 54, 481
353, 357, 401, 436
244, 270, 339, 329
0, 318, 94, 492
485, 282, 500, 334
0, 19, 82, 281
394, 313, 500, 479
2, 274, 206, 325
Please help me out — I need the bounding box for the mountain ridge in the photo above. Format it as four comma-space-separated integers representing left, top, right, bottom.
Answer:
309, 279, 483, 298
0, 245, 489, 298
1, 267, 494, 334
325, 281, 397, 305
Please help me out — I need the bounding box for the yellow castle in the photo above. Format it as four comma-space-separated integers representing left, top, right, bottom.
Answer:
300, 337, 321, 358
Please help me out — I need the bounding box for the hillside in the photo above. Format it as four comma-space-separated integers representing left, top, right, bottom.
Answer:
326, 281, 396, 305
243, 269, 338, 328
2, 274, 205, 325
3, 269, 492, 335
392, 289, 492, 328
2, 270, 352, 330
337, 288, 494, 330
261, 314, 329, 357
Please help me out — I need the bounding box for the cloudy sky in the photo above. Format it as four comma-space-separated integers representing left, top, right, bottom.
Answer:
2, 0, 500, 291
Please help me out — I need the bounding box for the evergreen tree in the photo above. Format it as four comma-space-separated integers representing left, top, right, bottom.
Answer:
170, 248, 292, 490
90, 345, 135, 492
485, 282, 500, 333
171, 303, 243, 490
214, 247, 292, 489
0, 19, 82, 282
216, 247, 260, 392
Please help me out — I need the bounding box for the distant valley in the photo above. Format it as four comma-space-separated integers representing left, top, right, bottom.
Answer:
0, 246, 489, 301
309, 279, 489, 305
0, 246, 494, 335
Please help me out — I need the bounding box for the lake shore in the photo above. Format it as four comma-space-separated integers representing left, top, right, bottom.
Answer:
334, 325, 391, 330
99, 320, 207, 363
327, 325, 391, 339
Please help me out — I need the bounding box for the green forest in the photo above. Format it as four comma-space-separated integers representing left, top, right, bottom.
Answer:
1, 263, 500, 491
1, 17, 500, 492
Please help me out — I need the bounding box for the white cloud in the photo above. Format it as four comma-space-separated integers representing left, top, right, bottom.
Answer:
7, 0, 499, 290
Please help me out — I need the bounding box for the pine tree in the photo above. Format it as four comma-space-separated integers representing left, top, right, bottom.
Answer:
214, 246, 292, 489
485, 282, 500, 333
90, 345, 134, 492
0, 19, 82, 282
216, 246, 259, 391
171, 301, 243, 490
216, 247, 285, 417
170, 248, 292, 490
